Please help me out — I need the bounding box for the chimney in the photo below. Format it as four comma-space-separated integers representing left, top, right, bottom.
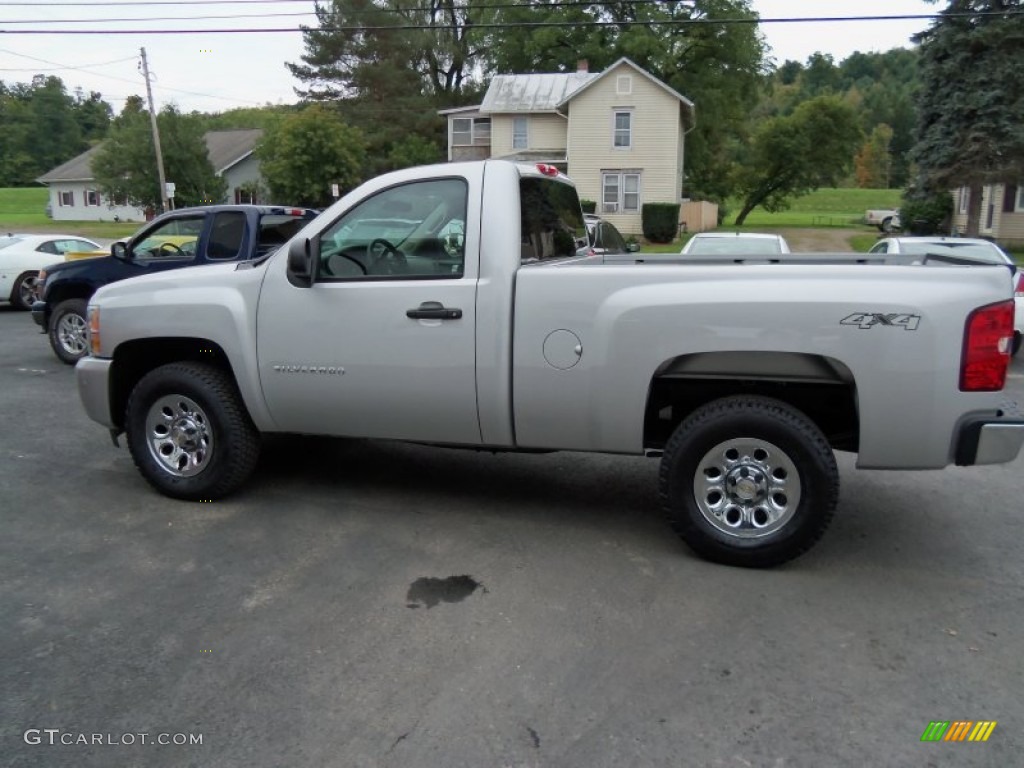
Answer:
577, 59, 588, 74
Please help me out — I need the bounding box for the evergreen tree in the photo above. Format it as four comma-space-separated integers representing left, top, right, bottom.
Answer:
910, 0, 1024, 235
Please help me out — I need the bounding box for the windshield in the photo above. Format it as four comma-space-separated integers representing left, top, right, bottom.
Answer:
686, 237, 783, 255
0, 236, 25, 250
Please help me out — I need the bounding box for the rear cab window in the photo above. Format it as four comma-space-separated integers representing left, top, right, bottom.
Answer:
519, 175, 587, 263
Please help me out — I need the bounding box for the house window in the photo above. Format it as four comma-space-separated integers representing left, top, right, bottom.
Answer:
59, 190, 74, 206
616, 76, 632, 95
613, 111, 632, 149
1017, 182, 1024, 212
109, 192, 128, 206
601, 171, 641, 213
85, 189, 100, 206
958, 187, 969, 215
513, 117, 528, 150
452, 117, 491, 146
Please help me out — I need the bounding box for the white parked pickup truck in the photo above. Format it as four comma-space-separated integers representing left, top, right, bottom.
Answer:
76, 161, 1024, 568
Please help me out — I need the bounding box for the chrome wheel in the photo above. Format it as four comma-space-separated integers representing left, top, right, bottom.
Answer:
694, 437, 801, 539
57, 312, 88, 356
145, 395, 213, 477
17, 275, 39, 308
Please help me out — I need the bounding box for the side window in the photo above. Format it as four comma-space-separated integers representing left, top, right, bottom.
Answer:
868, 242, 888, 254
520, 177, 587, 262
601, 223, 628, 253
131, 215, 204, 262
317, 178, 468, 280
36, 240, 59, 255
207, 211, 246, 260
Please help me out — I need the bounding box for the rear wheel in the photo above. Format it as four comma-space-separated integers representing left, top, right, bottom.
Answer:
1013, 331, 1021, 358
660, 395, 839, 568
10, 271, 39, 311
880, 216, 894, 233
48, 298, 89, 364
125, 362, 260, 500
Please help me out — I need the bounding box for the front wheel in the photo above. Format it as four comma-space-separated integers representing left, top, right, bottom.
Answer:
48, 298, 89, 364
659, 395, 839, 568
125, 362, 260, 500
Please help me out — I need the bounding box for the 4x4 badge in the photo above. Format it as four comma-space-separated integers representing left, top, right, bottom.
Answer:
840, 313, 921, 331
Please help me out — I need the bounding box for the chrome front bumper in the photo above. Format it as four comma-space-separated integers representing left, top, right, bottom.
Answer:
76, 356, 115, 429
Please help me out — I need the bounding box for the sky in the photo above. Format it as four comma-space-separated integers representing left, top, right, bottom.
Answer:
0, 0, 939, 114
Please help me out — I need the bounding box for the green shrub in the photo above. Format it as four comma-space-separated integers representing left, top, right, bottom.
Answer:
900, 189, 953, 235
580, 199, 597, 214
642, 202, 680, 243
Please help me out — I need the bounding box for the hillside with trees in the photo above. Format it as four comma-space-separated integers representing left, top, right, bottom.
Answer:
10, 0, 1015, 230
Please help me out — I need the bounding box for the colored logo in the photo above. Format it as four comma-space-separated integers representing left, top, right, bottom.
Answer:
921, 721, 997, 742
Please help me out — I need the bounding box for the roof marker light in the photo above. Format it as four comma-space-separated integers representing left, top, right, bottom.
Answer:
536, 163, 560, 177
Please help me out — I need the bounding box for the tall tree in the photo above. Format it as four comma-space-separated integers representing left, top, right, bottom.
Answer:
256, 105, 367, 208
732, 96, 862, 225
92, 102, 226, 211
854, 123, 894, 188
910, 0, 1024, 235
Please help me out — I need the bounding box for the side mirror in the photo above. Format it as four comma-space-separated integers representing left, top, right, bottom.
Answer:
110, 241, 128, 260
287, 237, 317, 287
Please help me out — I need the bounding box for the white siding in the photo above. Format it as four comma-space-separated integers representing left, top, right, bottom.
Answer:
222, 155, 262, 204
47, 182, 144, 222
565, 62, 683, 235
490, 113, 567, 158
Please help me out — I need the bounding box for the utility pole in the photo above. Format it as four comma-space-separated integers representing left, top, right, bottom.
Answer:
140, 47, 169, 213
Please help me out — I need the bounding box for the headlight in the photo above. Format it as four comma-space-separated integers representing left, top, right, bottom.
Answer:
88, 305, 101, 356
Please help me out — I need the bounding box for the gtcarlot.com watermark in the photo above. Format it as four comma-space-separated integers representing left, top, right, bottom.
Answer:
24, 729, 203, 746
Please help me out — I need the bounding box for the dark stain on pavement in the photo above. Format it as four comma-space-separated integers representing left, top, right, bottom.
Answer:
406, 575, 486, 608
526, 725, 540, 748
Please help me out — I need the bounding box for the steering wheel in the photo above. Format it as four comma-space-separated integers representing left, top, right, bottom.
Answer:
367, 238, 406, 275
158, 242, 185, 257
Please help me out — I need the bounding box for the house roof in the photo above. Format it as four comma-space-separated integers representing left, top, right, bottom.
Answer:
36, 128, 264, 184
556, 57, 695, 115
480, 72, 598, 113
37, 144, 103, 183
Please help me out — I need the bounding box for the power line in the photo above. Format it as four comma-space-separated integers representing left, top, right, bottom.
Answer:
0, 54, 136, 71
0, 0, 314, 5
1, 12, 1022, 34
0, 11, 317, 24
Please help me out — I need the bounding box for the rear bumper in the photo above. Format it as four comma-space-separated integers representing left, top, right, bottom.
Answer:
76, 356, 115, 429
955, 403, 1024, 465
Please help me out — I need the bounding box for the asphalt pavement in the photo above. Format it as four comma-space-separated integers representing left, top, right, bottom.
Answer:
1, 305, 1022, 768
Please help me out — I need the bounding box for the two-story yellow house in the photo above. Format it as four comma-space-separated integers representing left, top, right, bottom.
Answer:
440, 58, 695, 236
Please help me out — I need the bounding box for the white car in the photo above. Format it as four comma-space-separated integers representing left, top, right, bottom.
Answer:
870, 236, 1023, 356
681, 232, 791, 256
0, 234, 102, 310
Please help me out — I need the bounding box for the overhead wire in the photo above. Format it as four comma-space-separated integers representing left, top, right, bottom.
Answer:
1, 11, 1021, 34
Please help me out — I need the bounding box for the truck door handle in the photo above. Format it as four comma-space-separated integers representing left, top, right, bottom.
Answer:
406, 301, 462, 320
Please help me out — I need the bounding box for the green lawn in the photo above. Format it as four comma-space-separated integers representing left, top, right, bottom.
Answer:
0, 187, 138, 238
0, 187, 49, 228
725, 187, 902, 228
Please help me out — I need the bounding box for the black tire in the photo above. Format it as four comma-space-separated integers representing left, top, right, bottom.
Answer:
125, 362, 260, 500
48, 298, 89, 364
659, 395, 839, 568
880, 216, 894, 233
10, 271, 39, 311
1013, 332, 1021, 358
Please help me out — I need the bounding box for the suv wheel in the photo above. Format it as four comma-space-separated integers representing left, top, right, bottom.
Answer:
48, 299, 90, 364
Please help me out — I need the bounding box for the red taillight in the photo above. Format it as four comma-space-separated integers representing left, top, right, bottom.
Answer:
1015, 272, 1024, 298
960, 300, 1014, 391
536, 163, 559, 177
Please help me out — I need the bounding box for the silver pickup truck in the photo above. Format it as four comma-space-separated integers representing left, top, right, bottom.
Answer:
76, 161, 1024, 567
